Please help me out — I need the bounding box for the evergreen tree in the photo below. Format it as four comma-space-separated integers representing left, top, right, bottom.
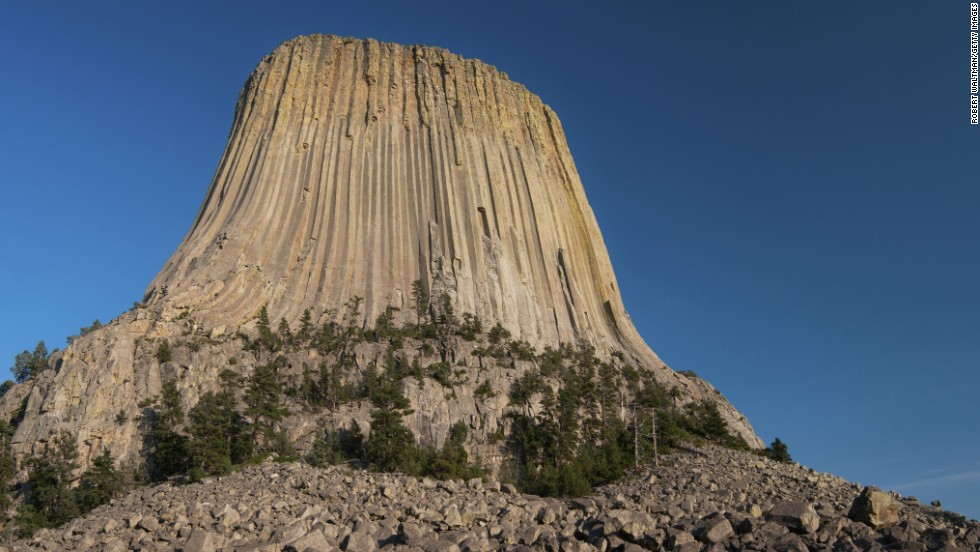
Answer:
155, 340, 172, 363
245, 362, 288, 451
411, 279, 429, 327
306, 427, 343, 467
306, 422, 364, 467
690, 401, 729, 441
360, 362, 383, 401
0, 420, 15, 523
373, 306, 397, 342
150, 380, 189, 478
75, 449, 121, 513
769, 437, 792, 463
17, 431, 79, 534
297, 308, 314, 345
423, 422, 484, 481
256, 305, 279, 352
188, 391, 238, 476
488, 322, 511, 345
277, 318, 294, 350
459, 313, 483, 341
339, 296, 364, 358
435, 293, 459, 357
366, 379, 416, 473
318, 361, 347, 411
12, 341, 48, 383
341, 422, 365, 459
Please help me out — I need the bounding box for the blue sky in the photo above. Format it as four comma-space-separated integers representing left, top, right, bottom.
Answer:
2, 1, 978, 519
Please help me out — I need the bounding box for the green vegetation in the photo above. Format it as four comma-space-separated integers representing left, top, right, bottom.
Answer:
75, 449, 122, 513
766, 437, 792, 463
13, 431, 121, 537
146, 362, 290, 482
155, 340, 172, 363
0, 421, 15, 525
0, 289, 754, 533
503, 341, 749, 496
365, 377, 417, 472
66, 320, 102, 345
11, 341, 48, 383
306, 423, 364, 468
459, 313, 483, 341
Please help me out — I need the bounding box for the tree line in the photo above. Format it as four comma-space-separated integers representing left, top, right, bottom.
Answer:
0, 281, 792, 537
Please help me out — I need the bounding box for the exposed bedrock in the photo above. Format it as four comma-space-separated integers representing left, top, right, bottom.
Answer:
0, 35, 762, 472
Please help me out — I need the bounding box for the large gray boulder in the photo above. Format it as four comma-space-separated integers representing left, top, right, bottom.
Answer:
847, 486, 901, 529
767, 500, 821, 534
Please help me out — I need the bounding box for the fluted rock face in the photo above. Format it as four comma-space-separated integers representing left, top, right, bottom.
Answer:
0, 35, 762, 470
149, 34, 640, 358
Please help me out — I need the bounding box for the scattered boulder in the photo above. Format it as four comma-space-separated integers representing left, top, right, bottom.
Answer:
848, 486, 902, 529
698, 517, 734, 543
767, 500, 821, 533
183, 528, 221, 552
5, 446, 977, 552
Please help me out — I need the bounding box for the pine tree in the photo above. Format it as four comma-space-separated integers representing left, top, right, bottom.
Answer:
374, 306, 397, 342
317, 361, 347, 411
75, 449, 121, 513
297, 308, 314, 345
245, 362, 288, 451
256, 305, 279, 352
277, 318, 293, 350
339, 296, 364, 359
17, 431, 79, 533
12, 341, 48, 383
155, 340, 172, 363
340, 422, 365, 459
0, 420, 15, 523
769, 437, 792, 463
697, 401, 730, 441
411, 279, 429, 327
306, 427, 343, 467
459, 313, 483, 341
188, 390, 238, 476
366, 379, 416, 473
488, 323, 511, 345
423, 422, 484, 481
150, 380, 189, 478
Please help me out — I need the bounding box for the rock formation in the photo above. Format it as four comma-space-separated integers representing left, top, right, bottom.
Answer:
0, 34, 761, 473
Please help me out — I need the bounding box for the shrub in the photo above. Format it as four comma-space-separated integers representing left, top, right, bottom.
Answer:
488, 323, 511, 345
155, 340, 172, 363
459, 313, 483, 341
475, 380, 496, 400
427, 362, 453, 387
508, 340, 536, 361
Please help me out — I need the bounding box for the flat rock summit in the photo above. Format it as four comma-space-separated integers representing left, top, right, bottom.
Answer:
2, 34, 974, 551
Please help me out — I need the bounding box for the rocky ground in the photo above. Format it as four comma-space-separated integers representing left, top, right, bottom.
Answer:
5, 446, 977, 552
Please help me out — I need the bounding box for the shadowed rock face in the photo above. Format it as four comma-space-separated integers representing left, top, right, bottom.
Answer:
0, 35, 762, 469
149, 34, 644, 356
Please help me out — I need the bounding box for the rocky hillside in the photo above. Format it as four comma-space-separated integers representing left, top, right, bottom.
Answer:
7, 446, 977, 551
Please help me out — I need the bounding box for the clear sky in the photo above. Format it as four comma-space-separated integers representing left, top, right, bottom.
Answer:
1, 1, 977, 519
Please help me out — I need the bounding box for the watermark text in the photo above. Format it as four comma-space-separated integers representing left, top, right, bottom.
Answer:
971, 3, 978, 123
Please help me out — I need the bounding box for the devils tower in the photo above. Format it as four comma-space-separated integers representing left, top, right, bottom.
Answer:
0, 35, 760, 474
150, 34, 651, 356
